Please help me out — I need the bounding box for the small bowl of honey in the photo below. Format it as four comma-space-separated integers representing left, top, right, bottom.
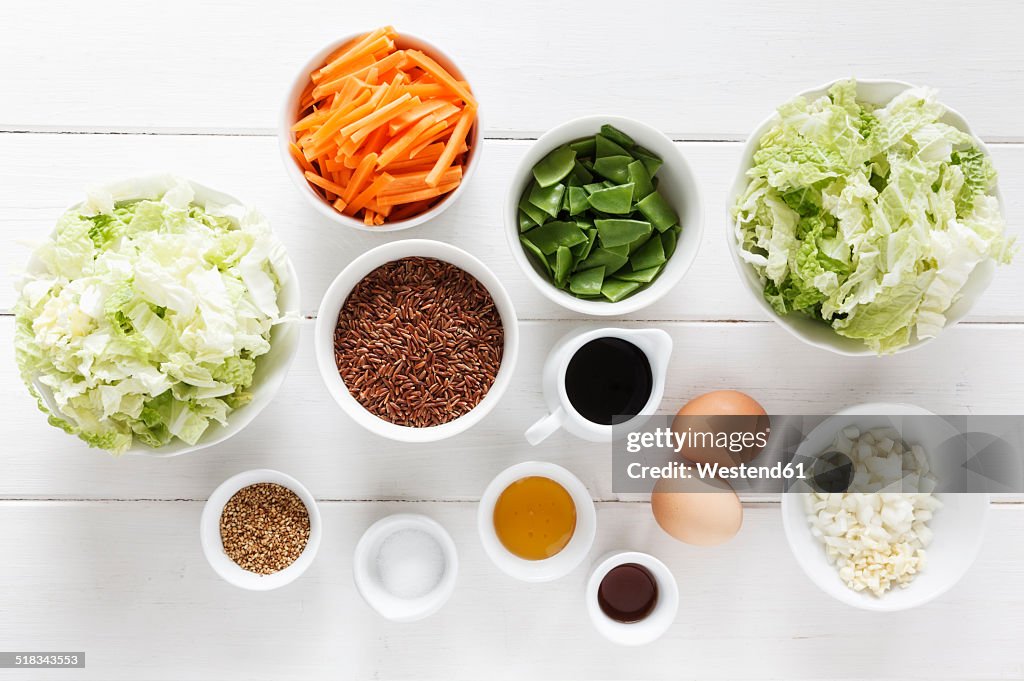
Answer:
477, 461, 597, 582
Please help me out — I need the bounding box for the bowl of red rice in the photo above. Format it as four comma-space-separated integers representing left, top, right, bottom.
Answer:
314, 239, 519, 442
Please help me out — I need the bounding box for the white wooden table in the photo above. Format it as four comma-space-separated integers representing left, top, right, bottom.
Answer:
2, 2, 1023, 679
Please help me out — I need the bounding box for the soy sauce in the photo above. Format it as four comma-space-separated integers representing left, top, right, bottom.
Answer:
565, 338, 652, 425
598, 563, 659, 623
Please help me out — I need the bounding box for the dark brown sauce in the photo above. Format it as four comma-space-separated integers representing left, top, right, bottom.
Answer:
597, 563, 658, 623
565, 338, 652, 425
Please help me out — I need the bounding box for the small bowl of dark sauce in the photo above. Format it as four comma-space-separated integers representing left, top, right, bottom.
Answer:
586, 551, 679, 645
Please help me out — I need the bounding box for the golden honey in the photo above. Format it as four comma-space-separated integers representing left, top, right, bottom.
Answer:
493, 476, 577, 560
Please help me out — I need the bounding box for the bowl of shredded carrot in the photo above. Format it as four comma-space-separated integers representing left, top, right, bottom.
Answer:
280, 27, 481, 231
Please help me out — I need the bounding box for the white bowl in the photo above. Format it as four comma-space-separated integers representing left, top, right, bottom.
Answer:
478, 461, 597, 582
24, 175, 301, 457
314, 239, 519, 442
726, 79, 1004, 356
586, 551, 679, 646
200, 469, 322, 591
504, 115, 703, 316
279, 32, 481, 232
781, 403, 990, 611
353, 513, 459, 622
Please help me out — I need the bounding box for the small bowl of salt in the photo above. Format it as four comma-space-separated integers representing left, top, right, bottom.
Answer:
353, 513, 459, 622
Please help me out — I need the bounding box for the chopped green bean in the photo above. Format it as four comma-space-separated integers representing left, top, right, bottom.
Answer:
595, 219, 652, 248
632, 146, 663, 176
523, 220, 587, 254
600, 124, 636, 149
615, 265, 663, 283
627, 160, 654, 199
569, 137, 596, 157
520, 236, 552, 276
636, 190, 679, 232
592, 155, 632, 183
572, 228, 598, 262
578, 245, 629, 275
518, 210, 535, 233
519, 193, 549, 226
560, 187, 572, 213
554, 246, 572, 287
528, 182, 566, 218
568, 161, 594, 185
626, 232, 651, 254
601, 278, 642, 302
595, 134, 631, 159
586, 183, 634, 214
661, 226, 679, 259
532, 145, 577, 188
568, 186, 589, 215
570, 266, 605, 296
630, 235, 666, 270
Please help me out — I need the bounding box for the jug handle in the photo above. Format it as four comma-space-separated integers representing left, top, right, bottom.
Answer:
525, 407, 565, 445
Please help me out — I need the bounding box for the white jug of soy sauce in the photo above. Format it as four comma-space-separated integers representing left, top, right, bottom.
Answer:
526, 327, 673, 445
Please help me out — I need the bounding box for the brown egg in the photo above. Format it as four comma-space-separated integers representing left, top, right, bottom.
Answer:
671, 390, 769, 467
650, 477, 743, 546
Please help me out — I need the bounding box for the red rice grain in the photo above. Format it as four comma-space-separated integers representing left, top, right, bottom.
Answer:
334, 257, 504, 427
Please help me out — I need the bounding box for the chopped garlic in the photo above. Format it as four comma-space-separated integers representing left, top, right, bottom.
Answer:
804, 427, 942, 597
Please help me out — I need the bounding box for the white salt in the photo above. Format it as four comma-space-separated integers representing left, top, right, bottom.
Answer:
376, 528, 445, 599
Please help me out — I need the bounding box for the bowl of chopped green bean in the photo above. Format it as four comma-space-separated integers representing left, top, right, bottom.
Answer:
505, 116, 702, 315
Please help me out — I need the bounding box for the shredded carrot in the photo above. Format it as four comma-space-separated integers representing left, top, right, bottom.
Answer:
304, 171, 348, 197
387, 200, 435, 221
289, 27, 476, 226
377, 114, 442, 169
315, 27, 396, 81
345, 173, 395, 215
303, 88, 371, 148
310, 54, 376, 96
426, 106, 475, 186
361, 124, 390, 155
386, 142, 448, 167
404, 82, 470, 100
407, 120, 455, 159
404, 50, 476, 106
385, 166, 462, 192
343, 152, 379, 204
388, 99, 456, 135
377, 180, 461, 208
343, 93, 417, 142
292, 107, 331, 133
289, 142, 316, 175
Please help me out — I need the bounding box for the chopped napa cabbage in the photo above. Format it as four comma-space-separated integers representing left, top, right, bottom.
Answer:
733, 79, 1013, 353
14, 178, 289, 453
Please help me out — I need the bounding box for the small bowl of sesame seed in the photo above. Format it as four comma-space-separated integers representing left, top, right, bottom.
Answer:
314, 239, 519, 442
200, 469, 322, 591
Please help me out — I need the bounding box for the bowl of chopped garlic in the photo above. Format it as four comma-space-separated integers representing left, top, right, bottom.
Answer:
781, 403, 990, 611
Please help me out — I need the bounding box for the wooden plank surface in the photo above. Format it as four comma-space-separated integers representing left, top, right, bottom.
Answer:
2, 1, 1023, 139
0, 501, 1021, 681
